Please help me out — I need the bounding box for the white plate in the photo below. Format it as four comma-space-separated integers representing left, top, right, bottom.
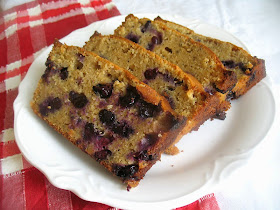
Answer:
13, 14, 275, 209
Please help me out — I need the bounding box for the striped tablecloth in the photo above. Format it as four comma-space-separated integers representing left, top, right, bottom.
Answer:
0, 0, 219, 209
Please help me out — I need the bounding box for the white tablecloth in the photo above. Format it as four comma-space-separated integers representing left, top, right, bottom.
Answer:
114, 0, 280, 209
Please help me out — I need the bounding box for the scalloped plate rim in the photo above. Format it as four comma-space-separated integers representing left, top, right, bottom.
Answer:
13, 14, 275, 210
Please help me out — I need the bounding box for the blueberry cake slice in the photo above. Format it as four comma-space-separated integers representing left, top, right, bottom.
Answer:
114, 14, 237, 95
154, 16, 266, 99
31, 40, 186, 189
84, 33, 220, 154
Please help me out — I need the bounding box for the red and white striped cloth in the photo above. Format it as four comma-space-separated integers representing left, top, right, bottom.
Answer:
0, 1, 219, 209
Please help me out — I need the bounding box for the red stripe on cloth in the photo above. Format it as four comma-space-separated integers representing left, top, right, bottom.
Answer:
176, 200, 200, 210
101, 0, 113, 4
90, 0, 103, 7
41, 3, 81, 19
90, 1, 110, 20
20, 63, 33, 80
1, 67, 20, 81
0, 72, 6, 82
1, 170, 25, 210
71, 193, 112, 210
16, 15, 30, 24
17, 27, 34, 59
0, 38, 7, 68
45, 179, 73, 210
4, 88, 18, 130
44, 15, 87, 46
29, 25, 47, 52
84, 13, 99, 26
1, 18, 16, 32
6, 32, 22, 65
0, 141, 20, 159
96, 9, 111, 21
29, 14, 42, 22
3, 63, 32, 83
0, 91, 6, 131
107, 6, 120, 17
24, 168, 48, 210
199, 193, 220, 210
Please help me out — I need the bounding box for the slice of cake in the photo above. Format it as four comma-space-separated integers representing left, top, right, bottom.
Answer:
84, 33, 220, 154
154, 16, 266, 99
31, 40, 186, 190
114, 14, 237, 95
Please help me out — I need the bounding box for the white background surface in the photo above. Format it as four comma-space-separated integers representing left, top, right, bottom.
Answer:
113, 0, 280, 209
3, 0, 280, 209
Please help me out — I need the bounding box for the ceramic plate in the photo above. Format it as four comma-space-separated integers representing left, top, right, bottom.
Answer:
13, 14, 275, 210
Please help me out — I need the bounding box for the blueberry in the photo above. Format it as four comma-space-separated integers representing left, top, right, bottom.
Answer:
222, 60, 236, 69
99, 110, 134, 138
133, 150, 155, 161
39, 97, 62, 116
138, 100, 161, 118
146, 29, 163, 51
92, 83, 113, 98
238, 63, 252, 75
45, 57, 54, 68
151, 36, 159, 45
162, 73, 173, 83
247, 71, 256, 86
83, 123, 98, 140
119, 86, 139, 107
69, 91, 88, 108
213, 111, 226, 120
112, 121, 134, 138
59, 67, 68, 80
165, 47, 172, 53
125, 33, 140, 43
113, 164, 139, 178
77, 53, 85, 63
77, 53, 85, 70
99, 109, 116, 126
49, 97, 62, 110
147, 42, 155, 51
94, 149, 112, 161
42, 58, 54, 82
141, 20, 151, 33
152, 30, 163, 44
226, 91, 236, 100
156, 32, 163, 44
95, 136, 113, 149
139, 133, 159, 151
42, 68, 51, 82
39, 105, 48, 116
144, 68, 158, 80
